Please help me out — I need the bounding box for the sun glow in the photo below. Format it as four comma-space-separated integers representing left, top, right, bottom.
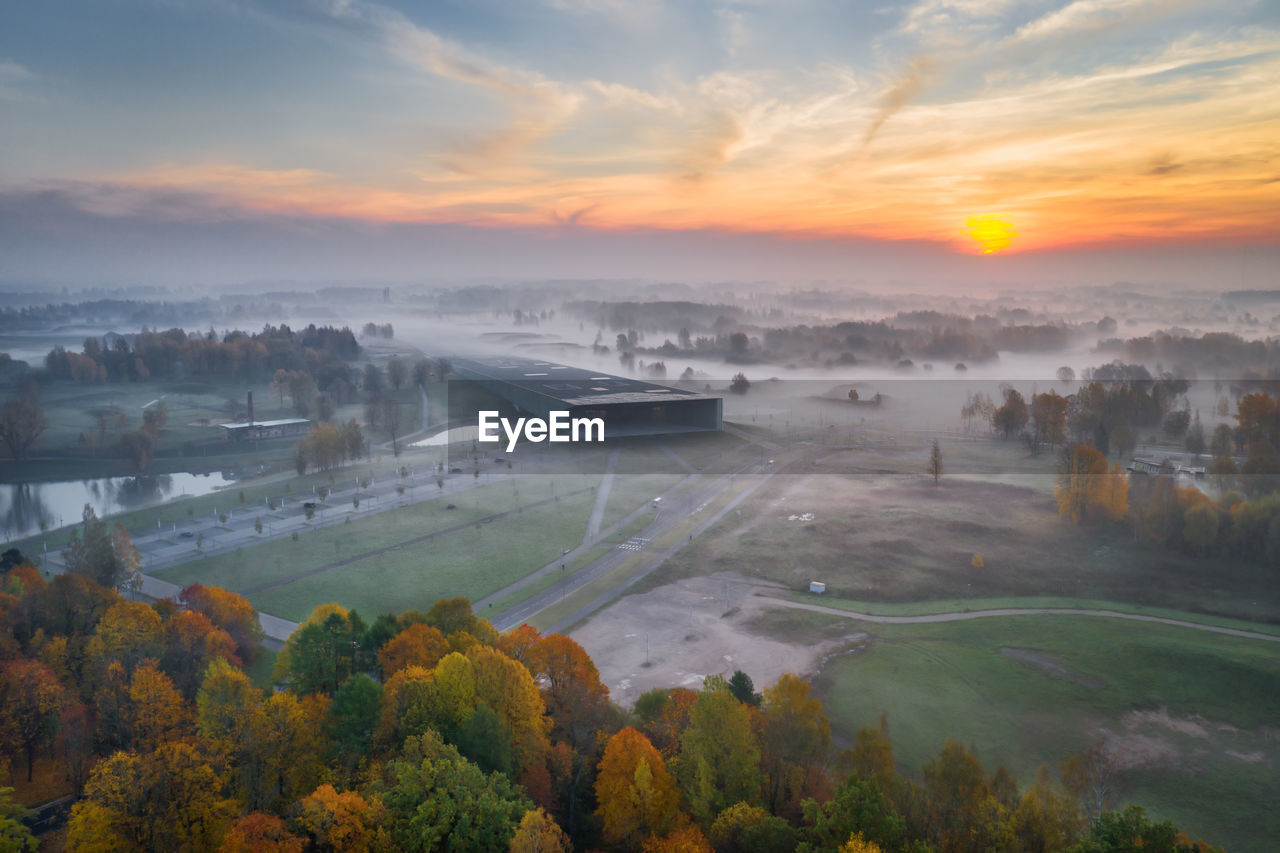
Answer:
966, 216, 1018, 253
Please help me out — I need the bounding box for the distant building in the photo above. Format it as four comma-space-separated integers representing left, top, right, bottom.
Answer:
452, 356, 722, 438
809, 581, 827, 594
1127, 455, 1206, 480
219, 418, 310, 442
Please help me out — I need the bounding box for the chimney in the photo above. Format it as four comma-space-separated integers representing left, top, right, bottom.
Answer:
247, 390, 254, 425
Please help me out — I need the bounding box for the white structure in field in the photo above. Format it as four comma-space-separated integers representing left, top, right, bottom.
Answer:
809, 581, 826, 594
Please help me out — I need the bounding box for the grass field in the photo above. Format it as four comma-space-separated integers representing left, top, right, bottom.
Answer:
154, 474, 598, 621
646, 442, 1280, 625
805, 614, 1280, 853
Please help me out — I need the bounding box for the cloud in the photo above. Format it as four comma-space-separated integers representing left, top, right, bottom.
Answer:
863, 56, 940, 148
0, 59, 35, 100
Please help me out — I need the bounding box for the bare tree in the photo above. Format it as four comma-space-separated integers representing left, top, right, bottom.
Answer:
927, 439, 943, 485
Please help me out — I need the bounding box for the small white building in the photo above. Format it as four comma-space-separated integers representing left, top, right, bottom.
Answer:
809, 581, 827, 594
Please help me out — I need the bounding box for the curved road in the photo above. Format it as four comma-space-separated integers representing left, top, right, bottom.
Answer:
764, 596, 1280, 643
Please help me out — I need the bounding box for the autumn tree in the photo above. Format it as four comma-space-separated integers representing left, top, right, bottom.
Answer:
1030, 391, 1068, 451
161, 608, 239, 699
467, 645, 551, 779
220, 813, 306, 853
0, 658, 70, 781
296, 784, 386, 853
596, 727, 681, 850
642, 826, 715, 853
1055, 445, 1129, 524
67, 742, 237, 851
87, 600, 163, 675
377, 622, 448, 677
676, 684, 763, 826
180, 584, 264, 664
510, 807, 571, 853
126, 661, 191, 750
759, 673, 831, 816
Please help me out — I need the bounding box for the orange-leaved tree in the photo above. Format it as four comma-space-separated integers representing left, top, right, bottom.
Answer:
595, 726, 681, 850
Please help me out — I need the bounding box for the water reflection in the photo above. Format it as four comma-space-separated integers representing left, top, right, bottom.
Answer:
0, 472, 234, 540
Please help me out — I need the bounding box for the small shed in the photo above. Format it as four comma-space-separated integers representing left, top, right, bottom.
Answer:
808, 581, 827, 594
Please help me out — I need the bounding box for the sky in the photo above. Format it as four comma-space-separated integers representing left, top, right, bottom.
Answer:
1, 0, 1277, 288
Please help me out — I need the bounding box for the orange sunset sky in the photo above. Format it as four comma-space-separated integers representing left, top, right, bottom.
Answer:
1, 0, 1277, 285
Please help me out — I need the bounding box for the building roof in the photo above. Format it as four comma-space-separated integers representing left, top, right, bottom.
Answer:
218, 418, 311, 430
452, 356, 719, 407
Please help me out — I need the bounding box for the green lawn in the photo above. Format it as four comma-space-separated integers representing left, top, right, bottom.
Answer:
813, 615, 1280, 853
246, 487, 596, 621
153, 475, 598, 616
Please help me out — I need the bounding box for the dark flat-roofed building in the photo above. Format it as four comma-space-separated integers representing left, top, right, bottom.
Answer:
452, 356, 721, 437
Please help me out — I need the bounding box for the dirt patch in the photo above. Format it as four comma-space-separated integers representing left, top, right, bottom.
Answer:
1124, 708, 1210, 739
571, 572, 859, 708
1001, 647, 1105, 689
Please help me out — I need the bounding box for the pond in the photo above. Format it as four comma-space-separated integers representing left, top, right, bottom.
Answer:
0, 471, 236, 541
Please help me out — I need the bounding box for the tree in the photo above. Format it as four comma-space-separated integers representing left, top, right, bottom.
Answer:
1056, 366, 1075, 383
729, 373, 750, 394
839, 833, 884, 853
596, 727, 681, 850
467, 645, 551, 779
0, 658, 69, 781
0, 390, 47, 463
927, 440, 943, 485
328, 674, 382, 761
759, 673, 831, 816
1030, 392, 1068, 451
1184, 411, 1205, 456
220, 813, 306, 853
197, 657, 260, 747
362, 363, 384, 394
643, 826, 714, 853
676, 685, 763, 825
798, 775, 906, 852
141, 402, 167, 438
87, 600, 164, 675
1210, 423, 1234, 458
412, 358, 433, 387
993, 389, 1029, 439
180, 584, 263, 664
126, 661, 190, 751
378, 731, 530, 853
0, 786, 36, 852
509, 807, 571, 853
383, 396, 405, 456
387, 357, 407, 391
119, 428, 156, 472
1182, 502, 1219, 555
1075, 804, 1223, 853
64, 506, 140, 591
1061, 740, 1117, 823
377, 622, 449, 677
161, 609, 238, 699
67, 742, 237, 852
727, 670, 759, 707
1055, 445, 1129, 524
296, 784, 386, 853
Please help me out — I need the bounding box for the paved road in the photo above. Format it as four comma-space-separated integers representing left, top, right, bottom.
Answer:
762, 596, 1280, 643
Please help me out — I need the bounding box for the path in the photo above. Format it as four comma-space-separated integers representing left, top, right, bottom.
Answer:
763, 596, 1280, 643
585, 447, 620, 543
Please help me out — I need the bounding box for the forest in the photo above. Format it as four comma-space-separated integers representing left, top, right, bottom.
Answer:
0, 516, 1224, 852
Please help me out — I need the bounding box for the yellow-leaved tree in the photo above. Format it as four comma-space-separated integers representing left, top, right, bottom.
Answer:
1055, 445, 1129, 524
595, 726, 681, 850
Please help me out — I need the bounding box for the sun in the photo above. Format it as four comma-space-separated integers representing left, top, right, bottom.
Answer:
965, 216, 1017, 254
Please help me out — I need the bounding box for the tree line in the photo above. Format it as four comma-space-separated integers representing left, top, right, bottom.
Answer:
0, 527, 1223, 850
